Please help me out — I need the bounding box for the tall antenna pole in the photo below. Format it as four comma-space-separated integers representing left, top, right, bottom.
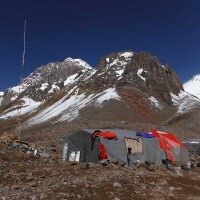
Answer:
16, 20, 26, 140
21, 20, 26, 83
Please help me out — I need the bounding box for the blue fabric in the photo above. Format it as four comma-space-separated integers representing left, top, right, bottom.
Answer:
136, 132, 155, 138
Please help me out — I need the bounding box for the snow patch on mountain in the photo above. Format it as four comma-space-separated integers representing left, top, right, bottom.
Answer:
171, 91, 200, 114
8, 85, 28, 101
0, 97, 41, 119
64, 57, 92, 69
96, 88, 121, 106
119, 52, 133, 60
108, 59, 119, 68
64, 73, 78, 86
137, 69, 147, 82
40, 83, 48, 91
59, 93, 96, 122
161, 65, 165, 69
49, 83, 60, 94
116, 69, 125, 80
183, 74, 200, 99
106, 51, 133, 70
149, 96, 163, 110
22, 87, 121, 127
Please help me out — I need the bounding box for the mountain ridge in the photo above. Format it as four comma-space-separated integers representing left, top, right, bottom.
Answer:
0, 50, 199, 138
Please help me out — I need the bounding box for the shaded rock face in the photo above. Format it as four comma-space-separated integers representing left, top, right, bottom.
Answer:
94, 51, 183, 104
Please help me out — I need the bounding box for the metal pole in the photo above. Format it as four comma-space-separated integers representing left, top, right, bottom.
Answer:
16, 20, 26, 140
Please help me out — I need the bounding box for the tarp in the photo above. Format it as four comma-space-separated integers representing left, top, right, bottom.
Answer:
150, 130, 189, 163
136, 132, 155, 138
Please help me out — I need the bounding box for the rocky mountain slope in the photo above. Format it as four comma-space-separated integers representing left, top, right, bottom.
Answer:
0, 50, 199, 138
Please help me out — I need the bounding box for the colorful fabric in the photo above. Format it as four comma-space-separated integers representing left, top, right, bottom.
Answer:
150, 130, 187, 162
92, 130, 118, 140
99, 143, 108, 160
136, 132, 155, 138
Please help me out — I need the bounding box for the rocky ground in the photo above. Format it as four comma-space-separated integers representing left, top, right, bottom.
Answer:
0, 142, 200, 200
0, 120, 200, 200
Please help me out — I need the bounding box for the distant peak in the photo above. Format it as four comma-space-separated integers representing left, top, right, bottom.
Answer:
192, 74, 200, 80
118, 51, 134, 58
184, 73, 200, 99
184, 74, 200, 84
64, 57, 92, 69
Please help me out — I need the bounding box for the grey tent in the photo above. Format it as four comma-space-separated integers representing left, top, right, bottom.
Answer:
183, 138, 200, 155
62, 129, 168, 165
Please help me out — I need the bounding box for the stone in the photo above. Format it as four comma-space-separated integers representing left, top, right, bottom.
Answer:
167, 164, 175, 171
169, 187, 174, 191
12, 185, 21, 190
40, 152, 50, 158
40, 193, 47, 199
28, 181, 37, 187
113, 182, 122, 188
140, 184, 147, 190
145, 161, 154, 166
181, 165, 190, 171
71, 162, 78, 166
25, 150, 31, 154
174, 167, 183, 176
145, 165, 155, 172
98, 159, 110, 166
26, 173, 33, 180
109, 158, 119, 165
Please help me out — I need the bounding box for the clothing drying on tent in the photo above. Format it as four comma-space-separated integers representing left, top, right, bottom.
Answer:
92, 130, 118, 140
62, 129, 190, 165
99, 143, 108, 160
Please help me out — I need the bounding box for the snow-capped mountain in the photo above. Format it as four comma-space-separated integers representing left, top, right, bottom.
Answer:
183, 74, 200, 99
171, 91, 200, 114
0, 50, 199, 132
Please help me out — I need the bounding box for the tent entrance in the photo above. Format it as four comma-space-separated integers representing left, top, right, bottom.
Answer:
124, 138, 144, 165
125, 138, 143, 154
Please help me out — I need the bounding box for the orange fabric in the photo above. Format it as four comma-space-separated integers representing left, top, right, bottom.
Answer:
92, 130, 118, 140
99, 143, 108, 160
150, 130, 187, 162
